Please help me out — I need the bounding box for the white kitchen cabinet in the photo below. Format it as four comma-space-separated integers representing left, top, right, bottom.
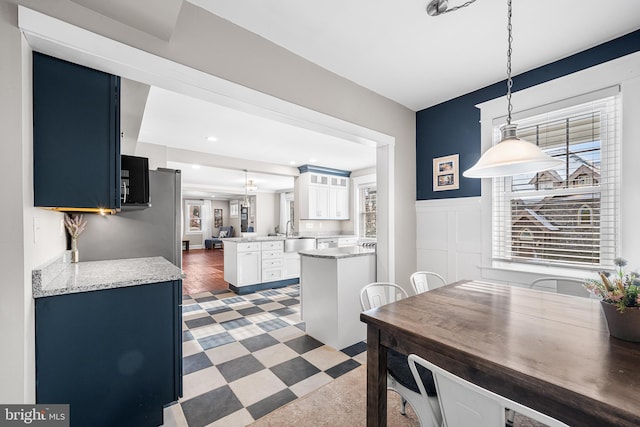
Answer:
312, 185, 331, 219
237, 251, 260, 285
299, 172, 350, 220
284, 252, 301, 279
224, 239, 297, 294
330, 186, 348, 219
261, 241, 284, 282
300, 250, 376, 350
229, 242, 261, 286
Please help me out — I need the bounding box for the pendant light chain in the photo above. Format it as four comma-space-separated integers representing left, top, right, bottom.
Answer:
442, 0, 478, 14
427, 0, 478, 16
506, 0, 513, 125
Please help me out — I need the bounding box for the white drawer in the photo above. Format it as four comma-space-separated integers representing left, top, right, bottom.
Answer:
238, 242, 261, 252
262, 268, 283, 282
262, 258, 283, 269
262, 241, 284, 251
262, 250, 283, 260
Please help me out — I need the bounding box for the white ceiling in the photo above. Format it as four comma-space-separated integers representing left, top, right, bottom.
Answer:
138, 87, 376, 199
187, 0, 640, 111
121, 0, 639, 198
71, 0, 183, 41
167, 161, 294, 200
139, 87, 377, 172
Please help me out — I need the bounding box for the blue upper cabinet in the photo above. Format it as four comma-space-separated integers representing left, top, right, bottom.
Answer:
33, 52, 121, 212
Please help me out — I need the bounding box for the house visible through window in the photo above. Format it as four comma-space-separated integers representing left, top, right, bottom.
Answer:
493, 91, 620, 269
358, 184, 377, 238
578, 204, 593, 225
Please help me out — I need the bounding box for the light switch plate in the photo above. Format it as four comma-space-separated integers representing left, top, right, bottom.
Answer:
33, 217, 40, 243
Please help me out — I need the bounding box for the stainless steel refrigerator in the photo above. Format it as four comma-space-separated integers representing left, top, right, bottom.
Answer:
78, 168, 182, 268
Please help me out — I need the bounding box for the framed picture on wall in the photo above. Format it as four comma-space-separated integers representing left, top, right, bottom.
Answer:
230, 200, 239, 218
214, 209, 223, 228
433, 154, 460, 191
187, 203, 202, 232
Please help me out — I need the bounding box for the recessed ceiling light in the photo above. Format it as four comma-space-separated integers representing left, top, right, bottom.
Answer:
192, 164, 201, 169
309, 158, 318, 163
289, 161, 297, 165
206, 136, 217, 142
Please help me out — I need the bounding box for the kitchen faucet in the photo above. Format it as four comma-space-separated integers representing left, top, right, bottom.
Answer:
285, 220, 294, 238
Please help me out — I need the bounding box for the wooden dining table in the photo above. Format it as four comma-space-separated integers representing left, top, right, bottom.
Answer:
360, 280, 640, 427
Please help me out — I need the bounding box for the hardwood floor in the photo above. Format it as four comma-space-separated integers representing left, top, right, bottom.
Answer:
181, 248, 228, 295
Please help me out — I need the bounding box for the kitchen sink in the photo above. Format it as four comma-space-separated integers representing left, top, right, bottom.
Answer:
284, 237, 316, 253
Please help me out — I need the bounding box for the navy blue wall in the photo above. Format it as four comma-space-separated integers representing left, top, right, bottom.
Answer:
416, 30, 640, 200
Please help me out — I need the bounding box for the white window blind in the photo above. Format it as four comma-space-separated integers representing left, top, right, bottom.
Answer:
492, 90, 620, 269
358, 185, 377, 238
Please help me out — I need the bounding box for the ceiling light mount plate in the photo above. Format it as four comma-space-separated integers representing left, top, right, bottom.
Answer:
426, 0, 448, 16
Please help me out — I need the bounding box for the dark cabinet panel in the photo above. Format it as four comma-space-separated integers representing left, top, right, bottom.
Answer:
33, 52, 120, 210
35, 281, 182, 427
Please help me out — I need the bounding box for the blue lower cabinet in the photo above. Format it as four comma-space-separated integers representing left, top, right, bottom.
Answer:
35, 280, 182, 427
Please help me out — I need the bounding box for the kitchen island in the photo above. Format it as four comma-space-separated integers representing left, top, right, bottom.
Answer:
299, 246, 376, 350
223, 236, 300, 294
32, 255, 183, 427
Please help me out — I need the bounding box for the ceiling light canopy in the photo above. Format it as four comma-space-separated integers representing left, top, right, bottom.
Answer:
244, 179, 258, 192
429, 0, 563, 178
427, 0, 477, 16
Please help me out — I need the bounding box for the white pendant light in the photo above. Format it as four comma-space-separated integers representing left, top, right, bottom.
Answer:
463, 124, 563, 178
428, 0, 563, 178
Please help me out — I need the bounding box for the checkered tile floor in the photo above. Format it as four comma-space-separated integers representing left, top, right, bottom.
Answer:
162, 285, 367, 427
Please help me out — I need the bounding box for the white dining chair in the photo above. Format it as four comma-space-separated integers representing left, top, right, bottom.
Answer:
408, 354, 569, 427
530, 277, 589, 298
410, 271, 447, 294
360, 282, 442, 427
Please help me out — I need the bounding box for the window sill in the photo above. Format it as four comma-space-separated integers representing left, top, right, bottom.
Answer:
485, 260, 601, 281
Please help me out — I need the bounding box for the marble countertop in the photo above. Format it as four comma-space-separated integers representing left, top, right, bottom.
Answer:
298, 246, 376, 259
32, 256, 183, 298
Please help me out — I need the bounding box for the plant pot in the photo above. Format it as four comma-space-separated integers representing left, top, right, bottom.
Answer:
600, 301, 640, 342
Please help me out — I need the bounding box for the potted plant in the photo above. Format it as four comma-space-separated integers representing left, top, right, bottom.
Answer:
584, 257, 640, 342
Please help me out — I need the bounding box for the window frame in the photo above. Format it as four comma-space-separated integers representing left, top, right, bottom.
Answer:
352, 174, 377, 240
477, 81, 624, 279
491, 93, 619, 270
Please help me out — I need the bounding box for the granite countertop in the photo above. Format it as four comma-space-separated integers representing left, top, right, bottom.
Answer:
298, 246, 376, 259
223, 235, 357, 243
32, 256, 183, 298
224, 236, 287, 243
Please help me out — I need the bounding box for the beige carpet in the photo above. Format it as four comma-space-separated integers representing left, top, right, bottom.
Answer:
249, 365, 549, 427
249, 365, 419, 427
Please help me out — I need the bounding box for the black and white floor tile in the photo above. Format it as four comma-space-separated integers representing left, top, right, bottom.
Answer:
162, 285, 367, 427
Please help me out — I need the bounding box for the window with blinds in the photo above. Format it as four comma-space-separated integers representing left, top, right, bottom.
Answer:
492, 92, 620, 269
358, 185, 377, 238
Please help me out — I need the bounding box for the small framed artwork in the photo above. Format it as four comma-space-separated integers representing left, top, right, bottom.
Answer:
433, 154, 460, 191
214, 209, 223, 228
230, 200, 239, 218
187, 203, 202, 232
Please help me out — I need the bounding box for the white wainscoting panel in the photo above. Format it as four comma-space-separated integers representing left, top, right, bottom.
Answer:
416, 197, 482, 285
